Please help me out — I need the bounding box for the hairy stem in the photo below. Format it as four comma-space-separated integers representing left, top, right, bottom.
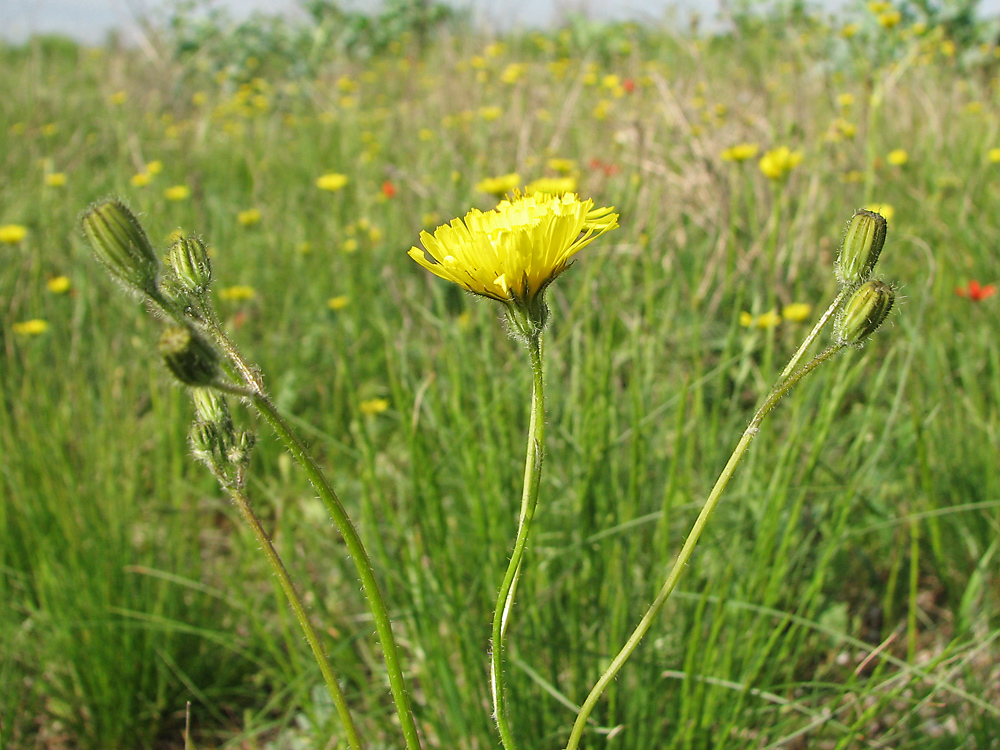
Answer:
491, 333, 545, 750
227, 485, 363, 750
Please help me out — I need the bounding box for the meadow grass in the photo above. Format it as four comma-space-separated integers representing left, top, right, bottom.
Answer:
2, 7, 1000, 749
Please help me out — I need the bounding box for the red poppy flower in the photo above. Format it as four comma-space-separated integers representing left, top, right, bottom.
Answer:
588, 158, 620, 177
622, 78, 636, 93
955, 280, 997, 301
381, 180, 396, 199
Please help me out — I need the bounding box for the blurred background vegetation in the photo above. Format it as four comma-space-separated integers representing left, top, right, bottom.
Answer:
2, 1, 999, 747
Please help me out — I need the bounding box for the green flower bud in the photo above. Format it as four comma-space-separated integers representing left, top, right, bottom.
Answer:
168, 235, 212, 294
191, 387, 229, 425
227, 431, 256, 467
836, 280, 895, 346
159, 326, 221, 386
81, 199, 160, 295
835, 209, 887, 286
190, 421, 222, 465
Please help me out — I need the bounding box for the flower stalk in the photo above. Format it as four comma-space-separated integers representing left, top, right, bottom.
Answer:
491, 330, 545, 750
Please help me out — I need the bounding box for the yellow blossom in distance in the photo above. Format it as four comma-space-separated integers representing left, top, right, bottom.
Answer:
146, 160, 164, 175
865, 203, 895, 223
721, 143, 759, 162
359, 398, 390, 416
526, 176, 578, 195
782, 303, 812, 323
887, 149, 908, 166
218, 285, 257, 301
237, 208, 262, 226
755, 310, 782, 328
45, 172, 67, 187
878, 10, 902, 28
13, 319, 49, 336
328, 295, 350, 310
547, 158, 577, 174
759, 147, 803, 180
475, 172, 521, 197
164, 185, 191, 201
316, 173, 349, 191
0, 224, 28, 244
409, 192, 618, 306
132, 173, 152, 187
987, 148, 1000, 163
48, 276, 72, 294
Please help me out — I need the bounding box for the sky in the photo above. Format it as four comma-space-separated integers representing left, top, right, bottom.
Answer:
3, 0, 1000, 45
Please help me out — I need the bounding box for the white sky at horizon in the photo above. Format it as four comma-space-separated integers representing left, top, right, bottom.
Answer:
4, 0, 1000, 45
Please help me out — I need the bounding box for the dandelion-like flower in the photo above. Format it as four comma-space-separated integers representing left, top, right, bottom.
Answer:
165, 185, 191, 201
13, 319, 49, 336
409, 192, 618, 329
0, 224, 27, 245
721, 143, 759, 162
759, 147, 803, 181
316, 173, 349, 192
475, 173, 521, 197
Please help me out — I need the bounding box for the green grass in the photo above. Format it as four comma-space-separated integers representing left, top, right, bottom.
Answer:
2, 8, 999, 749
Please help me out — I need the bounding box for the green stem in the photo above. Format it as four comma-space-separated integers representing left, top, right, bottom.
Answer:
777, 289, 846, 383
226, 485, 364, 750
564, 344, 845, 750
209, 327, 422, 750
491, 333, 545, 750
250, 392, 422, 750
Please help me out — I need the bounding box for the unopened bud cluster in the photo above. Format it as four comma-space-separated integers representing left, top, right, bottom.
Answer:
81, 197, 257, 485
189, 388, 255, 486
832, 209, 896, 346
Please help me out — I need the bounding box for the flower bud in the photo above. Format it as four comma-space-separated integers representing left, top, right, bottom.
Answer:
227, 431, 256, 467
836, 280, 895, 346
190, 421, 222, 465
81, 199, 160, 295
191, 387, 229, 425
159, 326, 221, 386
835, 209, 887, 286
168, 235, 212, 293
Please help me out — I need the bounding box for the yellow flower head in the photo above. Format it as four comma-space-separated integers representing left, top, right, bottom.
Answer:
887, 149, 908, 166
328, 295, 350, 310
131, 172, 152, 187
475, 172, 521, 197
48, 275, 72, 294
759, 147, 803, 180
782, 303, 812, 323
218, 285, 257, 301
865, 203, 895, 223
409, 192, 618, 308
164, 185, 191, 201
13, 319, 49, 336
526, 176, 578, 195
237, 208, 262, 226
721, 143, 759, 162
359, 398, 390, 416
45, 172, 67, 187
0, 224, 28, 244
989, 148, 1000, 164
316, 173, 349, 192
547, 158, 577, 174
